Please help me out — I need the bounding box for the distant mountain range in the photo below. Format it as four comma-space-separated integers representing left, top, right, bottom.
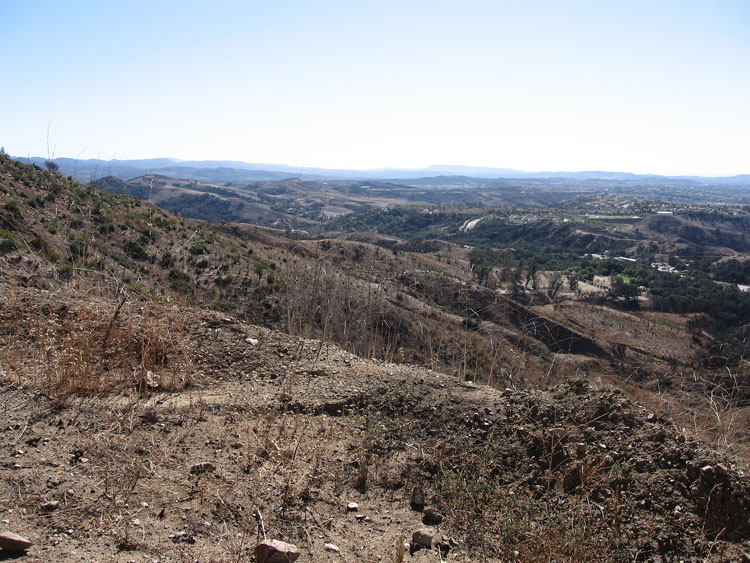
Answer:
13, 156, 750, 185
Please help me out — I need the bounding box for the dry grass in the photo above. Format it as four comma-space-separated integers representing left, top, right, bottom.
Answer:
0, 287, 195, 399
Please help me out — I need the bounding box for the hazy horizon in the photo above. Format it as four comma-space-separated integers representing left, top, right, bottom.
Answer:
14, 153, 750, 180
2, 1, 749, 176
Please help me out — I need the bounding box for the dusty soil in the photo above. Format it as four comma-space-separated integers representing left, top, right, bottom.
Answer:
1, 286, 750, 562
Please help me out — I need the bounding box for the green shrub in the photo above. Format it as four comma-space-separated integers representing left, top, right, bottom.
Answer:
0, 231, 17, 253
189, 242, 208, 255
58, 262, 74, 278
168, 268, 192, 291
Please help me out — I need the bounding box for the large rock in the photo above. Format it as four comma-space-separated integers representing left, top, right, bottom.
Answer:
255, 539, 301, 562
0, 530, 33, 553
412, 529, 433, 549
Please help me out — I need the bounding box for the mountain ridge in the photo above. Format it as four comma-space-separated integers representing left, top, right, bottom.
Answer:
14, 155, 750, 184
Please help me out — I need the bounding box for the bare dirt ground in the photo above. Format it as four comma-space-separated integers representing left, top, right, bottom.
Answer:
2, 286, 750, 562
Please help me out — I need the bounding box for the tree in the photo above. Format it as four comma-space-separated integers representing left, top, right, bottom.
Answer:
44, 159, 59, 172
525, 258, 538, 290
548, 271, 564, 300
568, 272, 579, 292
509, 267, 523, 295
609, 275, 640, 303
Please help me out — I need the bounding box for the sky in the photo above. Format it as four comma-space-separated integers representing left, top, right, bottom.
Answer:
1, 0, 749, 176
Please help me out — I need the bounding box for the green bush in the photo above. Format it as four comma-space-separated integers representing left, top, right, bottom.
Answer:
168, 268, 192, 291
58, 262, 74, 278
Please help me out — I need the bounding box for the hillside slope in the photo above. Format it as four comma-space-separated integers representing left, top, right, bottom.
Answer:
1, 286, 749, 561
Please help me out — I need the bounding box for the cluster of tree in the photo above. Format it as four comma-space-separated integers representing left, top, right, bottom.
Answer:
708, 258, 750, 284
649, 273, 750, 328
576, 258, 750, 329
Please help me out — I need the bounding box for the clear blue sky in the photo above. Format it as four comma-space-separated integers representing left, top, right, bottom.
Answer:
1, 0, 748, 175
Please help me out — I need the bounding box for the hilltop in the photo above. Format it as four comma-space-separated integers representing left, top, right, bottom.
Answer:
1, 154, 749, 561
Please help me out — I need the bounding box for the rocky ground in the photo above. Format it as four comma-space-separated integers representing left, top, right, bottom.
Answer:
1, 286, 749, 561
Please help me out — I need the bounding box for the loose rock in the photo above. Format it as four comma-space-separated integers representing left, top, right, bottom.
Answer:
145, 370, 160, 388
41, 500, 59, 512
255, 539, 301, 562
422, 507, 444, 525
0, 530, 33, 553
190, 461, 216, 475
410, 487, 425, 510
412, 529, 433, 549
324, 543, 340, 553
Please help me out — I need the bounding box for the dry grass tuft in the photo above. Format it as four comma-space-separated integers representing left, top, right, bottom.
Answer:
0, 287, 195, 398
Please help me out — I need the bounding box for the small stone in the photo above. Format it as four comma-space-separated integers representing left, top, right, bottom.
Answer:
646, 413, 656, 422
412, 529, 433, 549
575, 443, 587, 456
422, 507, 444, 525
41, 500, 59, 512
145, 371, 160, 388
346, 502, 359, 511
701, 465, 713, 476
714, 463, 728, 477
435, 540, 451, 554
410, 487, 425, 510
255, 539, 301, 562
170, 531, 195, 544
245, 338, 259, 346
190, 462, 216, 475
0, 531, 33, 553
132, 518, 141, 527
324, 543, 340, 553
354, 514, 366, 521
